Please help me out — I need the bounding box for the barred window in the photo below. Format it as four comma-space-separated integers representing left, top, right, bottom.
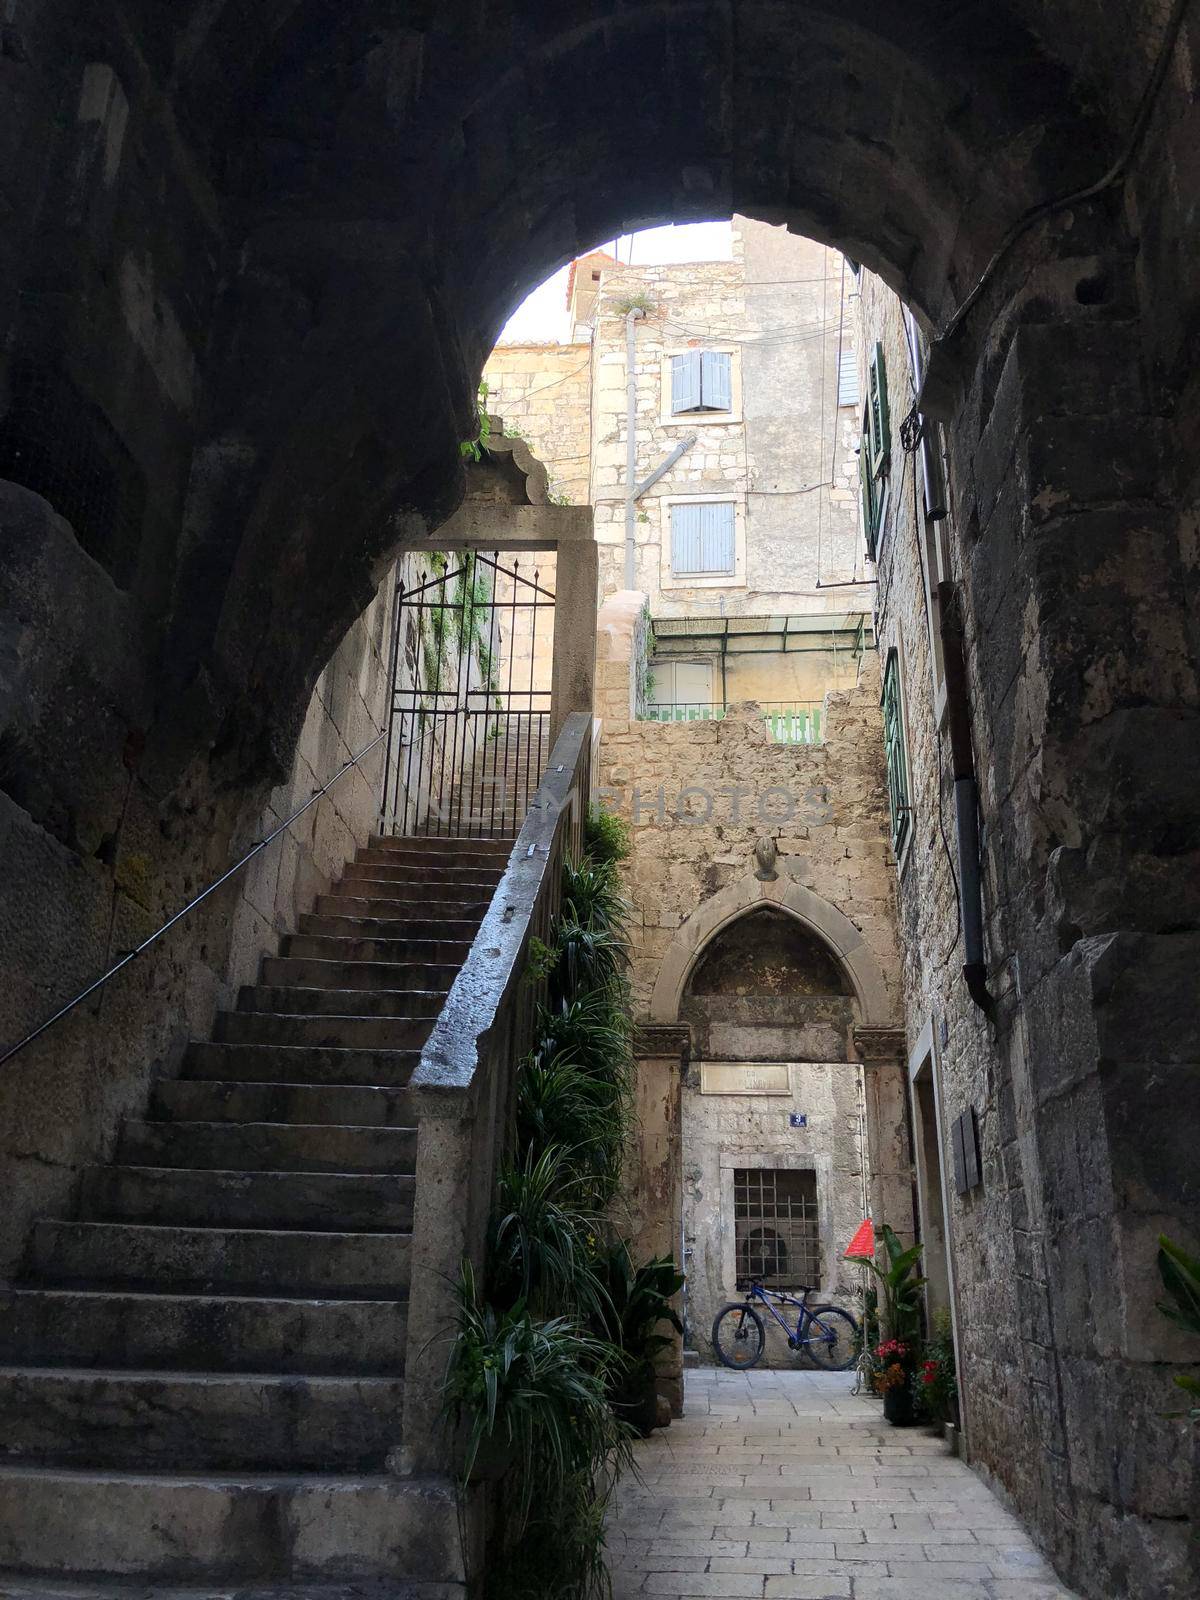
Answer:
734, 1168, 820, 1289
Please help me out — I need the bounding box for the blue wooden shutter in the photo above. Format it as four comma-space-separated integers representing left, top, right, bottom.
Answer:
671, 351, 702, 414
837, 350, 859, 407
672, 502, 735, 574
700, 350, 732, 410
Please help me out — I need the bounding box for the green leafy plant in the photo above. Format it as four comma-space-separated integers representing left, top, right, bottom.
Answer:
1157, 1234, 1200, 1421
459, 381, 492, 461
441, 1260, 630, 1523
593, 1244, 684, 1369
918, 1308, 958, 1425
516, 1052, 625, 1203
489, 1145, 607, 1317
862, 1223, 926, 1344
532, 991, 632, 1092
583, 804, 632, 868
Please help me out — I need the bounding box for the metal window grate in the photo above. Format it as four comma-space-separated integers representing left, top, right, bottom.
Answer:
734, 1168, 820, 1289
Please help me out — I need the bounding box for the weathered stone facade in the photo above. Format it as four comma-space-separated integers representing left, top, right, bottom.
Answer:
596, 591, 911, 1361
854, 262, 1199, 1597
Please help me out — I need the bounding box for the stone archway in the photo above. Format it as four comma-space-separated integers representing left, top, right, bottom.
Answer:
1, 8, 1197, 1592
648, 881, 914, 1295
649, 873, 894, 1029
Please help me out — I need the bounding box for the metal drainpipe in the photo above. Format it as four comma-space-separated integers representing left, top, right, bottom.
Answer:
624, 307, 644, 589
937, 581, 994, 1014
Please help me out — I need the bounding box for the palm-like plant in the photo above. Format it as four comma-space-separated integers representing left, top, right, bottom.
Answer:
862, 1223, 926, 1344
594, 1243, 685, 1371
560, 856, 630, 936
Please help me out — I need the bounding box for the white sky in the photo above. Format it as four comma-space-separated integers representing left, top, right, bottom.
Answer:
498, 220, 734, 344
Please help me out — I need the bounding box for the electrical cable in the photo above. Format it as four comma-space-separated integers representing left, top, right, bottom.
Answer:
935, 0, 1193, 348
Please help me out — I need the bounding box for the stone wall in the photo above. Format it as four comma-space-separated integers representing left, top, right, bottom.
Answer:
481, 344, 593, 507
856, 259, 1199, 1598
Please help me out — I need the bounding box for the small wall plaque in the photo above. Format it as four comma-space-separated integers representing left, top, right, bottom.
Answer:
699, 1062, 790, 1096
789, 1112, 808, 1128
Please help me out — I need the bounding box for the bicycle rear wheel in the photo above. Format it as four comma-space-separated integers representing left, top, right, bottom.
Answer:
804, 1306, 858, 1370
712, 1302, 766, 1369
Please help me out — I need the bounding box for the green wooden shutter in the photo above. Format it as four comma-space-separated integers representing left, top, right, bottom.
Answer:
859, 425, 878, 560
868, 341, 890, 474
882, 650, 910, 854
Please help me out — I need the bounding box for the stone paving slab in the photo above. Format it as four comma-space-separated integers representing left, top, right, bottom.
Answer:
605, 1370, 1080, 1599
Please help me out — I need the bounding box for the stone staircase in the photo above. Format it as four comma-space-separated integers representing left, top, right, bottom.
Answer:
0, 832, 513, 1592
418, 718, 549, 839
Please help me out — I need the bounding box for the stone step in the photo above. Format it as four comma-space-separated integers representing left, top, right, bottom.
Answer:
0, 1368, 405, 1472
315, 892, 493, 920
341, 861, 504, 886
369, 831, 513, 854
0, 1288, 408, 1375
183, 1041, 421, 1087
31, 1222, 411, 1298
284, 929, 476, 962
293, 918, 479, 951
0, 1465, 461, 1583
261, 956, 462, 992
356, 846, 511, 872
82, 1166, 415, 1230
237, 984, 446, 1019
116, 1121, 417, 1175
153, 1078, 416, 1127
216, 1011, 435, 1051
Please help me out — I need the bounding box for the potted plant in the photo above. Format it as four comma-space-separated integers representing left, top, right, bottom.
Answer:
593, 1243, 685, 1437
875, 1337, 919, 1424
861, 1225, 926, 1426
919, 1308, 959, 1434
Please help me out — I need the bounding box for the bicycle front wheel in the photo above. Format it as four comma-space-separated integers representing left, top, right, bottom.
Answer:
712, 1302, 766, 1369
804, 1306, 858, 1370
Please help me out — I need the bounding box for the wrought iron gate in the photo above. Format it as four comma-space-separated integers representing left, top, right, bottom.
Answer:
380, 551, 555, 838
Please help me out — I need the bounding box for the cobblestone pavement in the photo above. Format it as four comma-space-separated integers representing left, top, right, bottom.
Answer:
606, 1369, 1078, 1600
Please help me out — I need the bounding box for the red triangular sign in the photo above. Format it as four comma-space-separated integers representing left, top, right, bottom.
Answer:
843, 1218, 875, 1259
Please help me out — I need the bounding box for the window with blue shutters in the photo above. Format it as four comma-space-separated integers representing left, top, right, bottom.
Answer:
670, 502, 736, 575
670, 350, 733, 414
882, 649, 911, 856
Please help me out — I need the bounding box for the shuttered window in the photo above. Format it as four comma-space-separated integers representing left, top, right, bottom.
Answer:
866, 341, 890, 474
859, 339, 890, 559
670, 502, 736, 575
882, 649, 910, 856
670, 350, 733, 414
837, 349, 859, 408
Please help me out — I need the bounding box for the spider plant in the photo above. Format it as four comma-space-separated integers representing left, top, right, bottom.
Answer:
489, 1144, 608, 1317
516, 1052, 625, 1201
443, 1263, 630, 1524
560, 856, 630, 937
532, 991, 632, 1091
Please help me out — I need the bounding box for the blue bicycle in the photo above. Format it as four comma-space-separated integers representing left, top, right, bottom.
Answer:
712, 1280, 858, 1370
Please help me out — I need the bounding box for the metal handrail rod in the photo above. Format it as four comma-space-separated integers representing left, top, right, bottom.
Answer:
0, 727, 388, 1070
